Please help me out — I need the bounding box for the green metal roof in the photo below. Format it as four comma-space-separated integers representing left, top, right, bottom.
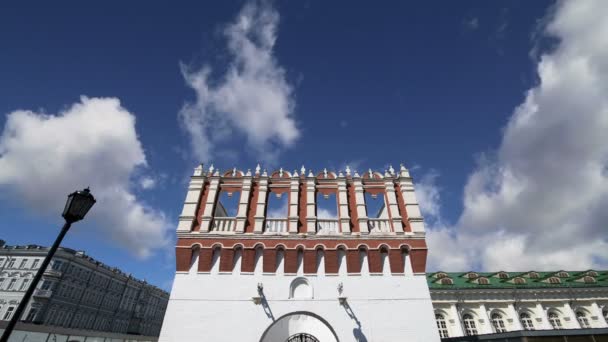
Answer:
428, 270, 608, 290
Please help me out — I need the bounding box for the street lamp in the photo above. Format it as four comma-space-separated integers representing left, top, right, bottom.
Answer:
0, 188, 95, 342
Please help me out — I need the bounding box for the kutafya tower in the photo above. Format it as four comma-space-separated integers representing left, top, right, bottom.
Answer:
159, 164, 440, 341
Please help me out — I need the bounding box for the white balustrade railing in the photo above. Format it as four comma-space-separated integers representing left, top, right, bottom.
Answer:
211, 217, 236, 232
368, 218, 391, 233
317, 219, 340, 234
265, 218, 288, 233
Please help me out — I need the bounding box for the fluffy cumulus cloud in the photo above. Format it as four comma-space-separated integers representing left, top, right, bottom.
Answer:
0, 97, 170, 258
179, 0, 299, 162
426, 0, 608, 271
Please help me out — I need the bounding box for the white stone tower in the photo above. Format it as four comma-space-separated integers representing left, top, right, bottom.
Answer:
159, 164, 440, 341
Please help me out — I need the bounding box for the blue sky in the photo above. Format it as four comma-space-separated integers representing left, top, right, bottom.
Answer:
1, 0, 607, 290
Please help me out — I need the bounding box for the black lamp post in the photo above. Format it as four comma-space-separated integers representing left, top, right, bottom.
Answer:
0, 188, 95, 342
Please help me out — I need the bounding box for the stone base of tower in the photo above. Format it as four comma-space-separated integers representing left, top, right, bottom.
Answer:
159, 272, 440, 341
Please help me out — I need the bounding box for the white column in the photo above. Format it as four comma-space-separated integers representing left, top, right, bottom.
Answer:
200, 176, 220, 233
398, 166, 425, 234
590, 302, 608, 328
288, 176, 300, 234
508, 303, 523, 331
535, 302, 552, 330
563, 302, 581, 329
235, 176, 252, 233
177, 164, 206, 232
384, 179, 403, 234
337, 177, 351, 234
449, 303, 465, 337
305, 177, 316, 233
479, 303, 494, 334
353, 177, 368, 234
253, 178, 268, 233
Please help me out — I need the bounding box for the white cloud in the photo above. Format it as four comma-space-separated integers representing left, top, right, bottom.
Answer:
179, 0, 299, 162
427, 0, 608, 271
0, 97, 170, 258
139, 176, 156, 190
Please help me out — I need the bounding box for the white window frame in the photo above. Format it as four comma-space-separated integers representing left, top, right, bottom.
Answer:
576, 311, 590, 328
491, 313, 507, 333
520, 312, 535, 330
548, 312, 562, 329
462, 313, 478, 336
435, 313, 449, 338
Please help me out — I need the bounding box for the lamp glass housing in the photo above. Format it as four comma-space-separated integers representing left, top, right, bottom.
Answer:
62, 188, 96, 222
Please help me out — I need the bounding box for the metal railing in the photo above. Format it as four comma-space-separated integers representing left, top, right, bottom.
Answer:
368, 218, 391, 233
33, 289, 52, 298
211, 217, 236, 232
265, 218, 288, 233
316, 219, 339, 234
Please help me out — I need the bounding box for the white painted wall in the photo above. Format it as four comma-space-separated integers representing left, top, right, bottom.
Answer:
160, 272, 440, 341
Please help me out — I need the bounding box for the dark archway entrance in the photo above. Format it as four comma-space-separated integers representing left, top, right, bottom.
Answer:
287, 333, 320, 342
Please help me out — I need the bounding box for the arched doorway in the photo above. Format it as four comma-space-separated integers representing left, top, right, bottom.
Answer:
260, 311, 339, 342
287, 333, 320, 342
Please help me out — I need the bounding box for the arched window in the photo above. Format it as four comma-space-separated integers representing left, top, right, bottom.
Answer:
583, 276, 596, 283
497, 272, 508, 279
440, 278, 453, 285
529, 272, 539, 279
548, 312, 562, 329
576, 311, 590, 328
435, 314, 449, 338
462, 314, 478, 336
478, 277, 490, 285
520, 312, 535, 330
466, 272, 479, 279
548, 277, 561, 284
514, 277, 526, 285
586, 271, 598, 277
557, 271, 569, 278
603, 309, 608, 324
435, 272, 448, 279
491, 313, 507, 333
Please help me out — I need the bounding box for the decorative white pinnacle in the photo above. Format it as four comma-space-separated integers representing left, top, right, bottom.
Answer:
194, 163, 203, 176
232, 167, 237, 177
400, 163, 406, 171
338, 170, 344, 177
345, 165, 351, 176
301, 165, 306, 175
279, 167, 284, 178
246, 169, 252, 176
368, 168, 373, 178
308, 169, 314, 177
255, 163, 261, 175
262, 169, 268, 177
209, 164, 215, 175
384, 169, 390, 177
213, 170, 219, 176
354, 170, 360, 177
323, 168, 328, 178
293, 170, 299, 177
389, 164, 395, 175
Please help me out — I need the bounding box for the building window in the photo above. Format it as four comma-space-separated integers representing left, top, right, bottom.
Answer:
435, 272, 448, 279
520, 312, 535, 330
557, 271, 569, 278
528, 272, 539, 279
466, 272, 479, 279
31, 259, 39, 269
440, 278, 453, 285
7, 279, 16, 290
548, 277, 561, 284
3, 306, 15, 320
51, 260, 63, 271
514, 277, 526, 284
435, 314, 449, 338
497, 272, 508, 279
462, 314, 478, 336
19, 259, 28, 268
41, 280, 53, 291
586, 271, 598, 277
583, 276, 596, 283
576, 311, 590, 328
19, 279, 30, 291
491, 313, 507, 333
478, 277, 490, 285
25, 308, 39, 322
548, 312, 562, 329
7, 259, 15, 268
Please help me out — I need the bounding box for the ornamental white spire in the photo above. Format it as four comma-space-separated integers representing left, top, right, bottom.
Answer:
209, 164, 215, 175
345, 165, 351, 176
255, 163, 261, 175
301, 165, 306, 175
279, 167, 284, 178
323, 168, 328, 178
